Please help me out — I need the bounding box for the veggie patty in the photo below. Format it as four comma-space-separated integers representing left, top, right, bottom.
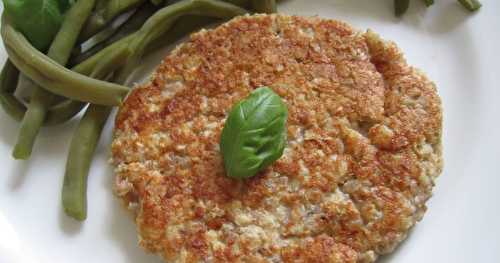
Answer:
112, 14, 442, 262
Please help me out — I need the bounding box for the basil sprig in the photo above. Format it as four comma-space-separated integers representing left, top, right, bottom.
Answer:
2, 0, 74, 51
220, 87, 288, 179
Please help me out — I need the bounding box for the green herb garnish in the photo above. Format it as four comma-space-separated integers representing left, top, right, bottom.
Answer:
220, 87, 288, 179
2, 0, 69, 51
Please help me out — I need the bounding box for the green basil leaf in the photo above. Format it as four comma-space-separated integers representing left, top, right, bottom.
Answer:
220, 87, 288, 179
2, 0, 64, 50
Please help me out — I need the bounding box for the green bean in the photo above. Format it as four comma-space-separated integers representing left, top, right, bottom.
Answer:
0, 61, 94, 126
12, 79, 57, 159
82, 0, 113, 44
48, 28, 140, 123
62, 48, 125, 220
0, 86, 86, 127
73, 33, 136, 76
45, 100, 85, 125
0, 60, 24, 121
394, 0, 410, 17
71, 3, 157, 66
117, 0, 248, 83
75, 0, 248, 80
105, 0, 148, 21
251, 0, 276, 13
61, 22, 186, 220
42, 37, 131, 125
75, 0, 253, 70
0, 93, 24, 121
0, 60, 19, 94
12, 0, 97, 160
0, 60, 88, 125
80, 0, 147, 41
43, 34, 137, 123
423, 0, 434, 7
96, 0, 111, 11
2, 0, 248, 124
50, 2, 98, 65
134, 0, 247, 54
457, 0, 481, 11
61, 43, 130, 221
62, 104, 112, 220
1, 16, 130, 106
45, 34, 131, 123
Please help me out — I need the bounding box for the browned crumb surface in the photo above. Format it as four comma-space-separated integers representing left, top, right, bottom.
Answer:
112, 14, 442, 263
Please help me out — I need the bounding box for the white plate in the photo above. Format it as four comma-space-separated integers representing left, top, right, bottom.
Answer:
1, 1, 499, 262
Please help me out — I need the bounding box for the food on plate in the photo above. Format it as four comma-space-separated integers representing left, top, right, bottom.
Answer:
457, 0, 482, 11
112, 14, 442, 262
9, 0, 97, 160
1, 0, 250, 220
394, 0, 410, 17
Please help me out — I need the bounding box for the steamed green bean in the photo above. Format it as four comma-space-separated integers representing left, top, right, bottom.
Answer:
0, 60, 87, 125
395, 0, 410, 17
62, 103, 112, 221
0, 60, 24, 121
1, 16, 129, 106
71, 3, 157, 66
458, 0, 482, 11
12, 0, 95, 159
80, 0, 147, 41
12, 0, 97, 159
423, 0, 434, 7
62, 52, 121, 220
96, 0, 111, 11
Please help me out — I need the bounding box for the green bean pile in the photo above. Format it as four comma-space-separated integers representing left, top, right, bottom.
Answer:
0, 0, 277, 221
395, 0, 481, 16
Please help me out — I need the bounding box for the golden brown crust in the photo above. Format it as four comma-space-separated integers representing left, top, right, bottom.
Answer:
112, 14, 442, 262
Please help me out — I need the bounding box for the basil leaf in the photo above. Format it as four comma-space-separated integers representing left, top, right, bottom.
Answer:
2, 0, 64, 50
220, 87, 288, 179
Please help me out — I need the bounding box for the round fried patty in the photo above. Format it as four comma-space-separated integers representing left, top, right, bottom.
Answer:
112, 14, 442, 262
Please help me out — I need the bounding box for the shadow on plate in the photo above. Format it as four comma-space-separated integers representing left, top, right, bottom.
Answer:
58, 207, 83, 236
1, 111, 79, 188
7, 160, 31, 191
427, 2, 477, 34
0, 112, 21, 148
